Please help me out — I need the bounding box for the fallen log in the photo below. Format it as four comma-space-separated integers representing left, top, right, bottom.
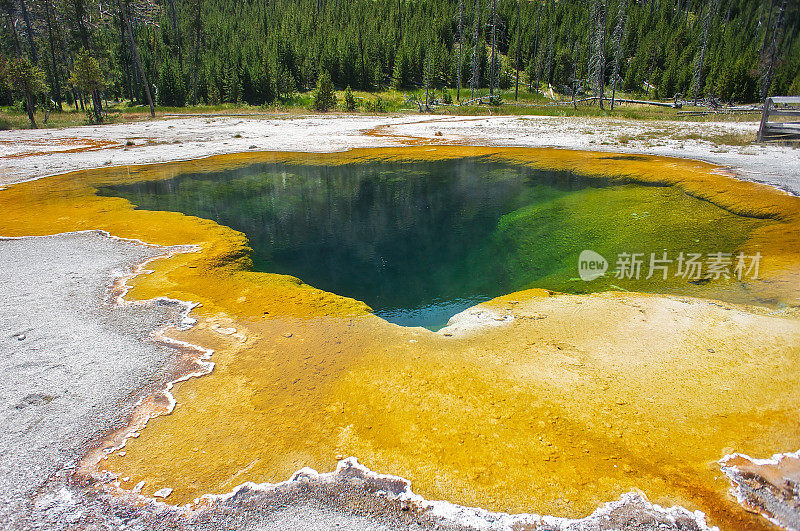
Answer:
552, 96, 680, 108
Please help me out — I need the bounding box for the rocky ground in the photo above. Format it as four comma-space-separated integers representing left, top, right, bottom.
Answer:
721, 451, 800, 531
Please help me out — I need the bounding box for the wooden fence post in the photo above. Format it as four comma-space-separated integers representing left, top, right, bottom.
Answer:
757, 97, 772, 143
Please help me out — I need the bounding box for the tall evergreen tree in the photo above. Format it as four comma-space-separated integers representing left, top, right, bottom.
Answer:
1, 0, 797, 118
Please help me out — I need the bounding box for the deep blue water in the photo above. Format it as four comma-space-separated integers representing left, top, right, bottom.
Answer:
100, 158, 592, 329
99, 157, 756, 329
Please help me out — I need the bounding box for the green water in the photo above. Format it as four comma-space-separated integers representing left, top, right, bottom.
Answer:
99, 158, 767, 329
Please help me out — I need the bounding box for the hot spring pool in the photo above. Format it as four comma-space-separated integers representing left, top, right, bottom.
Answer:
99, 156, 769, 329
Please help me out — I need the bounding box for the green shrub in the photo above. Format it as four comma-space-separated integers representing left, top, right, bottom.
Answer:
364, 96, 386, 113
344, 85, 356, 111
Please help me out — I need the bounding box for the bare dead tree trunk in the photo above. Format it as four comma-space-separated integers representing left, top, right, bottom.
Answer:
457, 0, 463, 101
691, 0, 719, 104
24, 91, 37, 127
423, 49, 431, 111
610, 0, 627, 110
544, 7, 554, 86
590, 0, 606, 109
531, 0, 541, 90
119, 0, 155, 117
587, 0, 593, 90
761, 0, 787, 100
2, 0, 22, 56
118, 9, 134, 101
397, 0, 402, 43
761, 0, 775, 57
18, 0, 37, 63
488, 0, 497, 98
514, 0, 521, 100
470, 0, 480, 99
42, 0, 62, 109
571, 41, 579, 109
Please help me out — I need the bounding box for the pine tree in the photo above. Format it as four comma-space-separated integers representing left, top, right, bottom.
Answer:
158, 56, 186, 106
1, 0, 796, 112
41, 0, 62, 110
514, 0, 521, 100
313, 71, 336, 111
119, 0, 155, 117
423, 48, 432, 109
6, 57, 48, 127
191, 0, 203, 105
344, 85, 356, 110
488, 0, 498, 97
69, 49, 104, 122
531, 0, 543, 91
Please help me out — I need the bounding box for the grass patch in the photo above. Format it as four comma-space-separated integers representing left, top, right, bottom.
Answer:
709, 132, 755, 146
673, 130, 755, 146
0, 89, 762, 130
617, 134, 633, 145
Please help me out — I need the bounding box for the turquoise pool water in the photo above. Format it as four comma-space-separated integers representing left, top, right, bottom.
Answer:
100, 157, 762, 329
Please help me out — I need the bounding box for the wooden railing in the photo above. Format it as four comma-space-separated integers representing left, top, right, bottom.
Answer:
757, 96, 800, 142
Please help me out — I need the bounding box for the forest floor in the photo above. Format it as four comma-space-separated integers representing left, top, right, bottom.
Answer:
1, 111, 798, 194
